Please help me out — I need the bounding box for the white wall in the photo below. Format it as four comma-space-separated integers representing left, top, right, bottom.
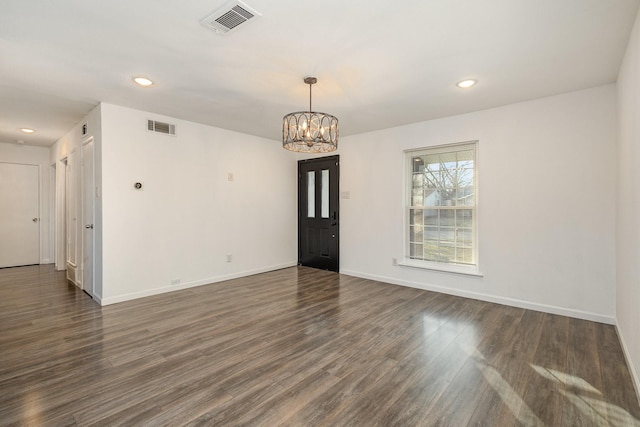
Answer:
99, 103, 297, 304
617, 5, 640, 401
0, 142, 52, 264
339, 85, 617, 323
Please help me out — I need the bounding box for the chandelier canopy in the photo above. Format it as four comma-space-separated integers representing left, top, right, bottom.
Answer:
282, 77, 338, 153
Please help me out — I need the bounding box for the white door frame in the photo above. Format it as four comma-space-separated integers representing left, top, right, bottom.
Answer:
53, 161, 66, 271
81, 137, 95, 297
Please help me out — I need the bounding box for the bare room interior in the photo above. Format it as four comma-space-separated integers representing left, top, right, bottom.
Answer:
2, 0, 640, 425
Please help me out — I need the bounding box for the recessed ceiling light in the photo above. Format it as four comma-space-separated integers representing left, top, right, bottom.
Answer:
133, 77, 154, 87
20, 128, 35, 133
457, 79, 477, 89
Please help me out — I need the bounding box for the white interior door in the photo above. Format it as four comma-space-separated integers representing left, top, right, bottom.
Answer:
82, 140, 95, 296
0, 162, 40, 268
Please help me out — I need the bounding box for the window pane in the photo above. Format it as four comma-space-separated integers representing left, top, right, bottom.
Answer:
424, 209, 438, 226
307, 171, 315, 218
440, 189, 457, 206
440, 210, 455, 227
439, 227, 456, 244
412, 157, 424, 173
412, 173, 424, 188
457, 228, 473, 247
458, 168, 474, 188
457, 248, 473, 264
439, 244, 456, 262
423, 171, 440, 190
321, 169, 329, 218
424, 226, 438, 240
410, 226, 423, 243
420, 189, 430, 206
456, 209, 472, 227
458, 186, 474, 205
424, 240, 440, 261
410, 209, 424, 226
412, 188, 423, 207
410, 243, 423, 259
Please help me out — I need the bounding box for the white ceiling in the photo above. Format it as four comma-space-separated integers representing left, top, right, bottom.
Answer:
1, 0, 638, 148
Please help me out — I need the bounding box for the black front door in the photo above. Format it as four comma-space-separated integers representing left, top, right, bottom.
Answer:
298, 156, 339, 272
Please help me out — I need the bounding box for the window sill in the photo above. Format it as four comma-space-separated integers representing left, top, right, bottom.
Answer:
397, 259, 484, 277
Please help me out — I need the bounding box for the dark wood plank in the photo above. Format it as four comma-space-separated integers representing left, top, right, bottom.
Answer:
0, 264, 638, 426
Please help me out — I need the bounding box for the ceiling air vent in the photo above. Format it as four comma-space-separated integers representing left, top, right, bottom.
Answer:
147, 120, 176, 136
200, 1, 261, 35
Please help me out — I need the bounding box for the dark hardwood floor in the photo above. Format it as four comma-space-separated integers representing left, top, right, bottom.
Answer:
1, 265, 639, 426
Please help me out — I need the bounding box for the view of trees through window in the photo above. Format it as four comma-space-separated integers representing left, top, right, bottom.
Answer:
409, 145, 476, 265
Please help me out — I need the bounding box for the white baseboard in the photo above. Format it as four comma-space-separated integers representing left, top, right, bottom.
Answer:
66, 263, 77, 286
340, 269, 615, 325
615, 323, 640, 406
99, 262, 298, 306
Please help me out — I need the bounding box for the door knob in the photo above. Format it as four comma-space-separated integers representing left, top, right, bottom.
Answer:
85, 224, 93, 229
32, 218, 38, 223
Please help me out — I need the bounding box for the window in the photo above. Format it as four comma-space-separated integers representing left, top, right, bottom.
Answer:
405, 141, 478, 272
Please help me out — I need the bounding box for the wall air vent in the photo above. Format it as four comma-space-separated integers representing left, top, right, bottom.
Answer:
147, 120, 176, 136
200, 1, 261, 35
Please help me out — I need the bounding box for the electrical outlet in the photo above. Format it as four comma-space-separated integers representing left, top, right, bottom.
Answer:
227, 172, 234, 182
392, 258, 398, 266
226, 254, 232, 263
171, 279, 181, 286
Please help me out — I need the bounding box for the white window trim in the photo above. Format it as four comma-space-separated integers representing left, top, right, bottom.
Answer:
397, 259, 483, 277
402, 140, 481, 276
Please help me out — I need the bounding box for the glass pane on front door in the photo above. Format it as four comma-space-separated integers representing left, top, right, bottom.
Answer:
321, 169, 329, 218
307, 171, 315, 218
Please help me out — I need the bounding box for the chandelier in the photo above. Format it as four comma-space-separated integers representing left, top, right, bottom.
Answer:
282, 76, 338, 153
